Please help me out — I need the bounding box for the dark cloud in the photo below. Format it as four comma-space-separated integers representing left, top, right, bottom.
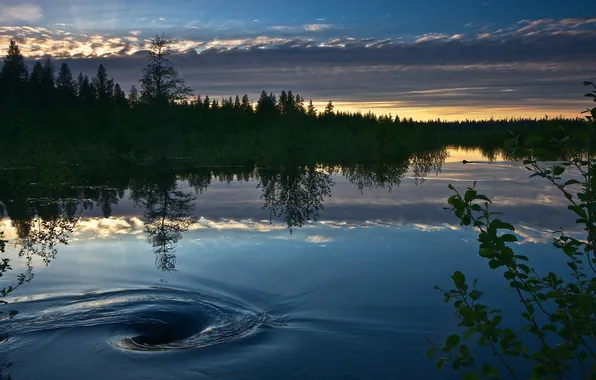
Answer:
2, 18, 595, 118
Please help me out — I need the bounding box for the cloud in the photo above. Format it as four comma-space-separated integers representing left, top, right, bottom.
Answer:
303, 24, 335, 32
1, 17, 595, 119
0, 4, 43, 23
414, 33, 449, 43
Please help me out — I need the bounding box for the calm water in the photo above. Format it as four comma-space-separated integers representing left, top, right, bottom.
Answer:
0, 148, 575, 379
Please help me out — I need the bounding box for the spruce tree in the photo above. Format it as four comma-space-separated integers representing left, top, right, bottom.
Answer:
128, 85, 139, 105
0, 40, 29, 102
91, 64, 114, 104
56, 63, 76, 94
241, 94, 251, 112
307, 99, 317, 117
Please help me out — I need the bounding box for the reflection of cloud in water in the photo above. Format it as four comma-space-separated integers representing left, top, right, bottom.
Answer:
306, 235, 334, 244
413, 223, 461, 232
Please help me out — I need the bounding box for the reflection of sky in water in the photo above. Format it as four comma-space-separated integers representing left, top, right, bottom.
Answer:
0, 149, 583, 380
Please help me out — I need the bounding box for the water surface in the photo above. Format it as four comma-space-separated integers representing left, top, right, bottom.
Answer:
0, 148, 574, 379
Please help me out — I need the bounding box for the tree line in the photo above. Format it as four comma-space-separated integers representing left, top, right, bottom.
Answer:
0, 36, 591, 163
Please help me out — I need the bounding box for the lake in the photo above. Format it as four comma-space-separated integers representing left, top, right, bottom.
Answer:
0, 147, 574, 379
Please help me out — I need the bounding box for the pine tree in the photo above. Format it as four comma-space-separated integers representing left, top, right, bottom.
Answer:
77, 73, 94, 103
278, 90, 288, 115
56, 63, 76, 95
307, 99, 317, 117
324, 100, 334, 116
113, 83, 128, 109
295, 94, 305, 114
140, 35, 192, 105
286, 90, 296, 115
234, 95, 241, 109
0, 40, 29, 102
241, 94, 251, 112
29, 61, 44, 87
91, 64, 114, 104
56, 63, 77, 103
128, 85, 139, 105
28, 61, 44, 104
41, 57, 55, 92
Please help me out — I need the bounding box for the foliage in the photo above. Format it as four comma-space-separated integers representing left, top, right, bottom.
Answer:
428, 86, 596, 379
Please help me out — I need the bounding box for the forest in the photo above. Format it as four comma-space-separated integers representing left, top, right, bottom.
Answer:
0, 36, 591, 165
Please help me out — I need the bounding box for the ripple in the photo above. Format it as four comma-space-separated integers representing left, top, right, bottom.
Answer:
1, 287, 273, 352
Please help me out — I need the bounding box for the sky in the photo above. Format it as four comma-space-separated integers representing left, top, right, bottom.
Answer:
0, 0, 595, 119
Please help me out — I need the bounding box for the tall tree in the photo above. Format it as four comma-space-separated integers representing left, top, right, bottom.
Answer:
0, 40, 28, 101
77, 73, 94, 103
241, 94, 252, 112
256, 90, 277, 118
113, 83, 128, 110
324, 100, 334, 116
307, 99, 317, 117
56, 63, 76, 95
295, 94, 305, 114
140, 35, 192, 105
128, 85, 139, 105
41, 58, 55, 92
91, 64, 114, 104
278, 90, 288, 115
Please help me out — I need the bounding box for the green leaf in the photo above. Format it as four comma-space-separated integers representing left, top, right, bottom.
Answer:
458, 306, 476, 321
469, 290, 483, 301
445, 334, 460, 350
490, 219, 515, 231
474, 195, 491, 203
518, 264, 530, 274
453, 271, 466, 290
552, 166, 564, 176
563, 179, 581, 187
459, 344, 470, 357
426, 347, 436, 359
501, 234, 518, 243
437, 357, 446, 370
463, 372, 481, 380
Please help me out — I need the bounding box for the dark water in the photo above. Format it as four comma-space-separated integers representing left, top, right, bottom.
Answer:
0, 148, 575, 379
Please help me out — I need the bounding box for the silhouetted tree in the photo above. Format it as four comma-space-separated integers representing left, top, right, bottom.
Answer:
0, 40, 28, 102
307, 99, 317, 117
295, 94, 305, 114
324, 100, 334, 116
56, 62, 77, 102
241, 94, 252, 112
77, 73, 94, 103
256, 90, 277, 118
128, 85, 139, 105
113, 83, 128, 110
41, 58, 55, 92
91, 64, 114, 105
140, 35, 192, 105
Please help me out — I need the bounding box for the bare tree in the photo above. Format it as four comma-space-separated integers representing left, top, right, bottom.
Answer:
140, 35, 193, 105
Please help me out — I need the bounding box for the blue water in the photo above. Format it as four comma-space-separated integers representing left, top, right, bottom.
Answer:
0, 151, 576, 379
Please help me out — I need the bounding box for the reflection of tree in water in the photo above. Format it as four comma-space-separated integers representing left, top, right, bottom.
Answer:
131, 178, 197, 271
341, 149, 448, 191
341, 162, 409, 192
409, 149, 449, 184
257, 166, 333, 233
11, 200, 80, 267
